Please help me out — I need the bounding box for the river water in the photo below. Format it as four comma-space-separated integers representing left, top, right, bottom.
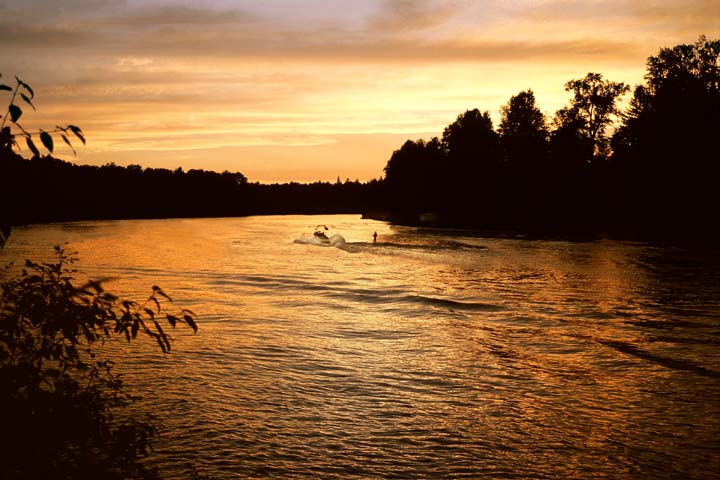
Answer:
4, 215, 720, 479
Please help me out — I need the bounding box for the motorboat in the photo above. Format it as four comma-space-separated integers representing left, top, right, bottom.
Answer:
293, 224, 348, 249
313, 225, 330, 243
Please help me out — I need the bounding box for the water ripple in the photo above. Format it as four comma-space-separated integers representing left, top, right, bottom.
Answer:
7, 216, 720, 480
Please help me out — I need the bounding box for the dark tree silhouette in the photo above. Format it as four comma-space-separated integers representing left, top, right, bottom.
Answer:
441, 109, 500, 222
552, 72, 629, 165
373, 38, 719, 238
383, 138, 444, 217
611, 35, 720, 236
497, 90, 550, 222
0, 153, 387, 223
542, 73, 629, 231
442, 109, 500, 170
499, 89, 549, 169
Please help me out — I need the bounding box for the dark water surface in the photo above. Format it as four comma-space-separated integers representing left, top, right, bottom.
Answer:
4, 215, 720, 479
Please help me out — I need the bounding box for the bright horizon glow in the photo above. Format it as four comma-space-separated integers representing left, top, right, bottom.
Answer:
1, 0, 716, 183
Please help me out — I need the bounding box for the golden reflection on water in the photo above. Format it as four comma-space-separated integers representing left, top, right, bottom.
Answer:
4, 215, 720, 479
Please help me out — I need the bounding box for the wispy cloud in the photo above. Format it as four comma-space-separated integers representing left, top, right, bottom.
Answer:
511, 0, 717, 38
0, 0, 645, 64
366, 0, 462, 33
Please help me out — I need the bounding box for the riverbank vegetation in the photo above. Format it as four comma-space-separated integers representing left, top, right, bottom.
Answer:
381, 35, 719, 239
2, 36, 718, 240
0, 153, 383, 224
0, 247, 199, 479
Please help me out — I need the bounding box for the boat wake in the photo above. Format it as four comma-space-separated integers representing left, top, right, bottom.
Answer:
293, 234, 490, 255
294, 233, 349, 249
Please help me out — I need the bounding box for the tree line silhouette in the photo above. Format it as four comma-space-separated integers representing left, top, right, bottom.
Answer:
0, 153, 384, 224
381, 35, 720, 239
1, 36, 718, 240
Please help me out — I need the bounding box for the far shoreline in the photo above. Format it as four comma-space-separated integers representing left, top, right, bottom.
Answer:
9, 211, 720, 249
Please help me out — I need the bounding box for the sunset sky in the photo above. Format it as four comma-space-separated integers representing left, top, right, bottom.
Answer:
1, 0, 716, 182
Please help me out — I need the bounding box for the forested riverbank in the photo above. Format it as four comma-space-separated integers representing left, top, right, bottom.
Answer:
2, 36, 718, 242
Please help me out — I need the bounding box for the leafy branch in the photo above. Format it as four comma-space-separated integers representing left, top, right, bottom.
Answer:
0, 246, 200, 478
1, 73, 85, 156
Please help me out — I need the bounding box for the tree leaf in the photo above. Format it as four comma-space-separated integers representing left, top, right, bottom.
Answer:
17, 77, 34, 98
20, 93, 35, 110
40, 130, 54, 152
9, 104, 22, 122
0, 84, 12, 91
153, 286, 172, 302
68, 124, 85, 145
26, 136, 40, 157
166, 314, 177, 328
153, 320, 166, 339
155, 335, 167, 353
183, 315, 198, 333
60, 133, 76, 155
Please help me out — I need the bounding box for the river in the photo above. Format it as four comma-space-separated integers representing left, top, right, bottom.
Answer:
3, 215, 720, 479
